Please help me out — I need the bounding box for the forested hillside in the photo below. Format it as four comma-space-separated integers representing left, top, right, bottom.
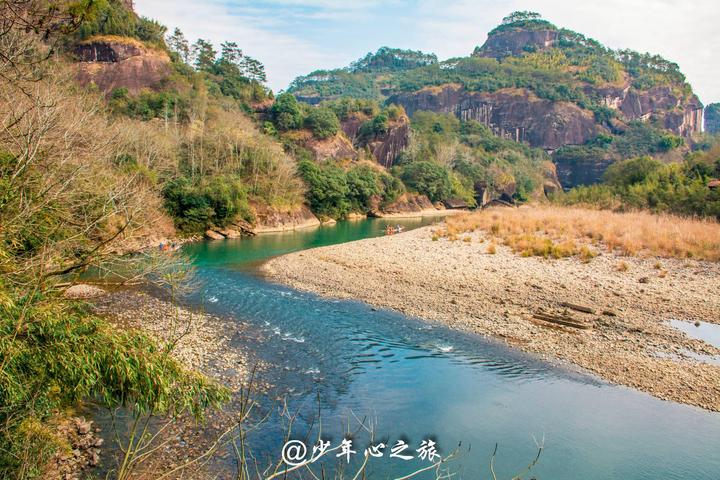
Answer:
288, 12, 708, 190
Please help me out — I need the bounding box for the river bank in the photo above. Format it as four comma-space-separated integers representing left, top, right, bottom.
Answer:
262, 220, 720, 411
67, 287, 262, 478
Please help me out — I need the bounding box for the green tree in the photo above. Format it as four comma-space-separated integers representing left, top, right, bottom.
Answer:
167, 27, 190, 63
346, 165, 381, 211
399, 161, 453, 202
305, 107, 340, 139
271, 93, 304, 131
192, 38, 216, 72
297, 160, 351, 218
603, 156, 662, 187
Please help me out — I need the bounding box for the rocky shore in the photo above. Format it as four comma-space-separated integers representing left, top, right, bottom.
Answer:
66, 288, 260, 478
262, 225, 720, 411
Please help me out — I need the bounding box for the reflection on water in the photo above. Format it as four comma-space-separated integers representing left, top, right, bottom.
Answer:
667, 319, 720, 366
670, 319, 720, 348
180, 219, 720, 479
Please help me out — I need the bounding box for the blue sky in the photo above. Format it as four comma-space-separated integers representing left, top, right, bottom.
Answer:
135, 0, 719, 103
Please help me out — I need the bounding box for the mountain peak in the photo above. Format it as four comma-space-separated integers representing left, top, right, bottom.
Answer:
473, 12, 559, 58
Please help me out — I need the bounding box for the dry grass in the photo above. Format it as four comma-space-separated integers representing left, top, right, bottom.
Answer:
441, 205, 720, 262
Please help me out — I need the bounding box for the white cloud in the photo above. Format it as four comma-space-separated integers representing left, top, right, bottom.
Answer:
134, 0, 347, 92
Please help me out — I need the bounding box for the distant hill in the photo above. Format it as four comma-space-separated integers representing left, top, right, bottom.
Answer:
288, 12, 703, 186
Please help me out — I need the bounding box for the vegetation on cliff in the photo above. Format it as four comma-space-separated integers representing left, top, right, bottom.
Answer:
396, 111, 557, 205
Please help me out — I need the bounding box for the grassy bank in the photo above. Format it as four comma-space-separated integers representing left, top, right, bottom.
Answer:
441, 205, 720, 261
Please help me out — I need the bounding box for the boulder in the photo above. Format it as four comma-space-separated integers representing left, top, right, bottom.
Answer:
218, 228, 241, 239
252, 203, 321, 233
205, 230, 225, 240
443, 198, 469, 209
229, 219, 256, 236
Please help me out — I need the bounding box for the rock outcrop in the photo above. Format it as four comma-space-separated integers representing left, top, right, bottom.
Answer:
474, 29, 559, 58
74, 36, 172, 94
391, 85, 601, 150
591, 84, 704, 137
252, 204, 321, 233
391, 81, 703, 155
341, 113, 411, 167
370, 193, 440, 217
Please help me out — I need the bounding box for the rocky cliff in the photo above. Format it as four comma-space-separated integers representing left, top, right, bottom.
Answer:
74, 36, 172, 94
390, 81, 702, 154
473, 28, 559, 58
340, 113, 411, 167
390, 85, 600, 150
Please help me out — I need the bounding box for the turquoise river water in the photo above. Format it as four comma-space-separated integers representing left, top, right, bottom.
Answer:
179, 217, 720, 479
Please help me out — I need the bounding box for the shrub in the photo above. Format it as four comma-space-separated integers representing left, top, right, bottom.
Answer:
162, 175, 252, 233
399, 161, 452, 202
0, 290, 228, 478
271, 93, 304, 131
603, 156, 662, 187
346, 165, 381, 211
297, 160, 351, 219
305, 106, 340, 139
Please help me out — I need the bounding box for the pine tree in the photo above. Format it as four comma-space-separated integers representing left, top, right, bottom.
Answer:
167, 27, 190, 63
192, 39, 216, 72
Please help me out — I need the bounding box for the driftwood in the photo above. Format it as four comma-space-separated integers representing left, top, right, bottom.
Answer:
559, 302, 596, 314
532, 312, 593, 330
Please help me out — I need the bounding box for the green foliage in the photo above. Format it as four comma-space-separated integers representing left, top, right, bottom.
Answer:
614, 122, 674, 157
557, 147, 720, 218
603, 156, 662, 187
398, 161, 452, 202
0, 289, 229, 478
73, 0, 167, 46
109, 87, 190, 121
350, 47, 438, 73
297, 161, 405, 217
271, 93, 305, 131
297, 160, 351, 218
555, 123, 685, 173
162, 176, 253, 233
489, 11, 556, 35
346, 165, 382, 211
305, 107, 340, 139
321, 97, 380, 120
403, 112, 550, 203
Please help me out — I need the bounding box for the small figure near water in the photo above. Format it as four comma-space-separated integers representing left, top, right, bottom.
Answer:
385, 225, 404, 235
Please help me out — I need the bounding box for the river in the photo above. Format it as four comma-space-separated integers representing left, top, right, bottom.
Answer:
180, 217, 720, 479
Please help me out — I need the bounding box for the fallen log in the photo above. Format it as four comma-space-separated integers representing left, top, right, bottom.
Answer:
559, 302, 596, 314
532, 312, 593, 330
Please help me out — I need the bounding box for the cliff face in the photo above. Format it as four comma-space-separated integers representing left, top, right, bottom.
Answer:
590, 84, 704, 136
391, 82, 703, 153
340, 114, 411, 167
391, 85, 600, 150
474, 29, 559, 58
343, 115, 410, 167
74, 37, 171, 94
